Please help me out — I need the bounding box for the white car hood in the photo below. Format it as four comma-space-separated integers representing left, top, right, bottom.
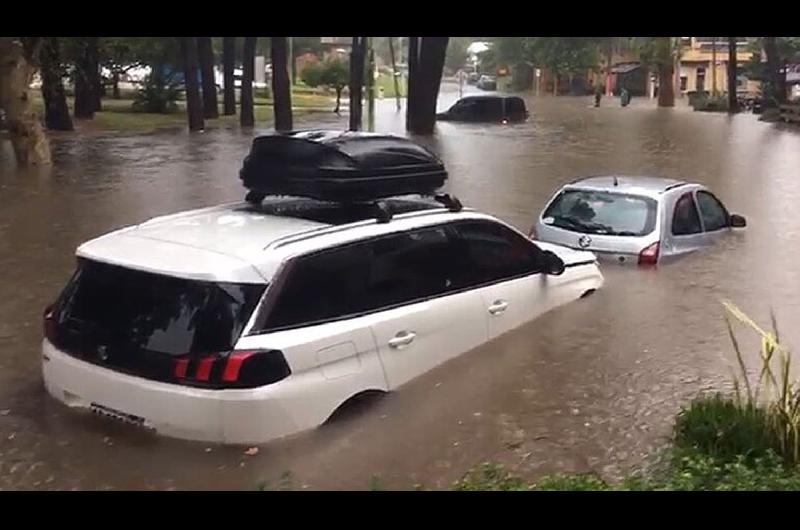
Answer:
534, 240, 597, 266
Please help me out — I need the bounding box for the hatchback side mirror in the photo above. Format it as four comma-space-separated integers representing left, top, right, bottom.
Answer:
542, 250, 566, 276
730, 214, 747, 228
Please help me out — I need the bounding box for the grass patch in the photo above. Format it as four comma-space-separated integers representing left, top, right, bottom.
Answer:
30, 91, 334, 134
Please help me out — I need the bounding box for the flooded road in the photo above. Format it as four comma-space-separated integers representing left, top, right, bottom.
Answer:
2, 87, 800, 489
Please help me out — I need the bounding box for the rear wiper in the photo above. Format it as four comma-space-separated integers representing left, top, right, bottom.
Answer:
608, 230, 639, 236
552, 216, 612, 234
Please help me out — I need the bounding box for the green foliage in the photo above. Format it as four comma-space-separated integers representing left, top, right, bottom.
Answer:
531, 473, 611, 491
633, 37, 678, 68
301, 59, 348, 91
300, 62, 324, 88
691, 93, 730, 112
453, 463, 528, 491
132, 73, 180, 113
673, 394, 779, 461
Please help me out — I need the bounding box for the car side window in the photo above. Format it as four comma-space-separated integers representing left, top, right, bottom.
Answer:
262, 225, 468, 331
672, 192, 702, 236
365, 226, 464, 309
696, 191, 729, 232
452, 221, 543, 288
262, 243, 371, 331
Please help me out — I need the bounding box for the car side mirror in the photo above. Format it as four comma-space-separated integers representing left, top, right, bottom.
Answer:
542, 250, 566, 276
730, 214, 747, 228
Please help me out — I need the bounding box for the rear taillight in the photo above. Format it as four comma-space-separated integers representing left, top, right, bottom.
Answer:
172, 350, 290, 389
638, 241, 660, 266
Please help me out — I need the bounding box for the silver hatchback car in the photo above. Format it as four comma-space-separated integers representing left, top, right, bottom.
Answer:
532, 176, 747, 265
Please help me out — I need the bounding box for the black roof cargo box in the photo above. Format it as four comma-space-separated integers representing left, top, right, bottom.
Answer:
239, 130, 448, 203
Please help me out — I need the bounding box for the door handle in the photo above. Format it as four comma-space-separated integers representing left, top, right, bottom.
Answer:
388, 331, 417, 349
488, 300, 508, 315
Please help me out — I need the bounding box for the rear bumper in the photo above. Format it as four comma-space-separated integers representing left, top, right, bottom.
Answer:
41, 340, 300, 444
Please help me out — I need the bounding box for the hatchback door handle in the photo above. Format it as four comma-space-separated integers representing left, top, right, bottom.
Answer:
488, 300, 509, 315
388, 331, 416, 349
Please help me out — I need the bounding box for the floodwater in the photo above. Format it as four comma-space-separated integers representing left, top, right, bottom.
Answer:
1, 85, 800, 490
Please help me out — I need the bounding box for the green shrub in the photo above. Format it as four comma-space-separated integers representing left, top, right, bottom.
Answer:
692, 93, 729, 112
132, 74, 180, 114
673, 394, 779, 463
254, 86, 272, 100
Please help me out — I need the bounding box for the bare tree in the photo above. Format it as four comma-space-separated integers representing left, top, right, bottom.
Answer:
222, 37, 236, 115
197, 37, 219, 119
179, 37, 204, 131
0, 37, 51, 165
271, 37, 293, 132
40, 37, 73, 131
240, 36, 256, 127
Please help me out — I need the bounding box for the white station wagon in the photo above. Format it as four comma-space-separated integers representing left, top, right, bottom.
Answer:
42, 196, 603, 444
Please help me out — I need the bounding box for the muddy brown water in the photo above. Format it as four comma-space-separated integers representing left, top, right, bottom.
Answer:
1, 87, 800, 490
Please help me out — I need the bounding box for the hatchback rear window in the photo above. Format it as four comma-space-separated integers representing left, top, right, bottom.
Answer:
542, 189, 658, 236
52, 259, 265, 358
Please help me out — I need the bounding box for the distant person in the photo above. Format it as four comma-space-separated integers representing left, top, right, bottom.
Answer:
620, 87, 631, 107
594, 84, 603, 107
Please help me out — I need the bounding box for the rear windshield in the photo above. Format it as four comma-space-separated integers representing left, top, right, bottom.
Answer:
542, 189, 658, 236
52, 259, 265, 357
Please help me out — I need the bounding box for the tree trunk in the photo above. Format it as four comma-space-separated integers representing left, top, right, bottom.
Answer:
728, 37, 739, 112
349, 37, 365, 131
39, 37, 73, 131
89, 38, 102, 112
657, 62, 675, 107
112, 70, 121, 99
271, 37, 292, 132
404, 36, 419, 131
222, 37, 236, 115
388, 36, 401, 110
197, 37, 219, 119
240, 37, 256, 127
406, 37, 448, 135
74, 38, 98, 119
179, 37, 205, 131
763, 37, 786, 105
0, 38, 51, 165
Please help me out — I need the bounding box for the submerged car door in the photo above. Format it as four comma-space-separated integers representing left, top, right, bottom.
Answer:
695, 190, 733, 244
236, 243, 387, 431
364, 225, 487, 390
449, 220, 547, 340
665, 191, 706, 257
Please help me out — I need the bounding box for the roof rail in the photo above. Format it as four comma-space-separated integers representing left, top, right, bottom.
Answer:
662, 181, 689, 193
267, 207, 461, 250
433, 194, 463, 212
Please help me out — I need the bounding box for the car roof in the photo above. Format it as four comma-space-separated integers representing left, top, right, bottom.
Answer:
76, 197, 485, 284
564, 175, 692, 198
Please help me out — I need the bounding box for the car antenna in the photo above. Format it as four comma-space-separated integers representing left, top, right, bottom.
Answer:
613, 176, 619, 187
